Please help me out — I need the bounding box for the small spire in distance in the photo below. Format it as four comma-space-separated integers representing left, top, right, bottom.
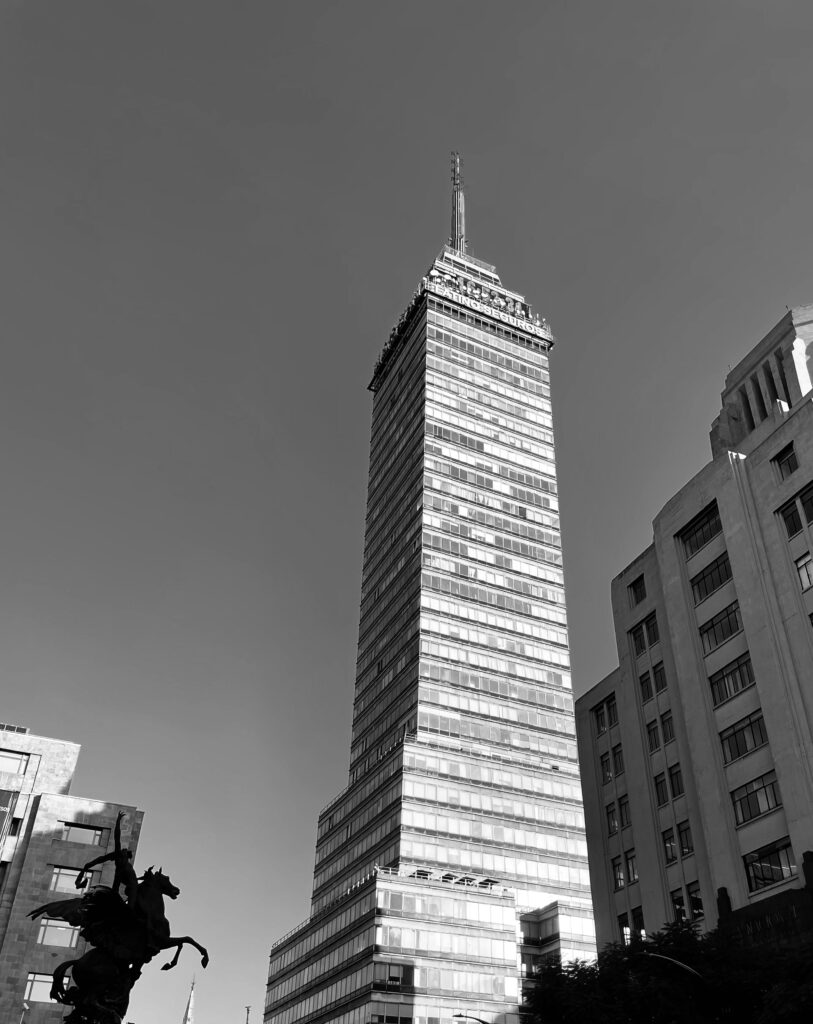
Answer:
449, 152, 466, 254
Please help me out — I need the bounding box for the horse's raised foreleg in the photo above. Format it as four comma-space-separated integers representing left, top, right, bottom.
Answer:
159, 935, 209, 971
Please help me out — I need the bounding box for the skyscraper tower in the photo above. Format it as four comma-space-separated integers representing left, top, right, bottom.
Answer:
265, 158, 594, 1024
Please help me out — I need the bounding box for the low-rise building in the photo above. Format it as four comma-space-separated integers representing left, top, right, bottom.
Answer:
0, 722, 143, 1021
576, 306, 813, 951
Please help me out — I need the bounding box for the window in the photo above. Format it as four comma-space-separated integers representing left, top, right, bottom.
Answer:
594, 704, 607, 735
25, 973, 56, 1002
612, 857, 624, 890
594, 696, 616, 734
628, 575, 646, 608
631, 905, 645, 940
631, 623, 646, 657
678, 820, 693, 856
600, 753, 612, 784
639, 671, 653, 703
654, 773, 669, 806
62, 823, 107, 846
774, 443, 798, 480
0, 749, 29, 774
780, 500, 803, 539
653, 662, 667, 693
645, 614, 659, 646
663, 828, 677, 863
699, 601, 742, 654
612, 744, 625, 777
607, 696, 618, 727
709, 652, 755, 706
744, 837, 796, 892
646, 721, 660, 753
801, 484, 813, 523
690, 552, 732, 605
661, 711, 674, 743
619, 795, 631, 828
796, 553, 813, 591
720, 711, 768, 764
50, 866, 100, 893
625, 850, 638, 883
669, 764, 684, 798
731, 770, 782, 825
606, 803, 619, 836
687, 881, 704, 920
671, 889, 686, 922
37, 918, 79, 948
373, 963, 414, 991
618, 912, 630, 944
680, 503, 722, 558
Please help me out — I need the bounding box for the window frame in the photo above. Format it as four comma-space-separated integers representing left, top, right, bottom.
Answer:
690, 551, 733, 605
668, 763, 684, 798
661, 711, 674, 743
773, 443, 798, 481
743, 836, 796, 893
654, 773, 668, 806
619, 795, 631, 828
720, 711, 768, 765
662, 827, 677, 864
628, 575, 646, 608
606, 803, 619, 836
625, 849, 638, 884
680, 503, 722, 559
709, 652, 755, 707
646, 720, 661, 753
699, 601, 742, 655
795, 552, 813, 591
678, 820, 693, 856
0, 748, 30, 775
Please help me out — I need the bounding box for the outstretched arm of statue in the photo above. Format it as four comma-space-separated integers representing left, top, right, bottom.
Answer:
74, 850, 116, 888
114, 810, 126, 854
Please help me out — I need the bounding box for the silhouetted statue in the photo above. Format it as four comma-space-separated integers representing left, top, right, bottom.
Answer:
29, 815, 208, 1024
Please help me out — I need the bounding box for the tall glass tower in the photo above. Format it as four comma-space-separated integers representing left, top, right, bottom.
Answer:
265, 157, 594, 1024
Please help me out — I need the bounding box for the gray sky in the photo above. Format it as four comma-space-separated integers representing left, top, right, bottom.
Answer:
2, 2, 813, 1021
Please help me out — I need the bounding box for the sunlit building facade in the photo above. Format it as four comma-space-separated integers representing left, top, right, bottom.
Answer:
266, 159, 594, 1024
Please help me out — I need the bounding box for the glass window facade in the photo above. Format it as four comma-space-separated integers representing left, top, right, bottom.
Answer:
267, 247, 593, 1024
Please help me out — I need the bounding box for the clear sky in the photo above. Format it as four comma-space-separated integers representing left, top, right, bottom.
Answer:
2, 2, 813, 1021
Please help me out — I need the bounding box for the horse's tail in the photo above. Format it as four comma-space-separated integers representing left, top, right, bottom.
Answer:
50, 957, 75, 1002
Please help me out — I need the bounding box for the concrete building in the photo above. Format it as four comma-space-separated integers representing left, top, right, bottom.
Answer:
265, 158, 594, 1024
0, 722, 143, 1021
576, 305, 813, 951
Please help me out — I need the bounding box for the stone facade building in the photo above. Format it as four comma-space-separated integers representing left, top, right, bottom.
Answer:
576, 306, 813, 951
0, 722, 142, 1021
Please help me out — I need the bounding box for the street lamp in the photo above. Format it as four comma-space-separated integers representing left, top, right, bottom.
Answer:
453, 1014, 491, 1024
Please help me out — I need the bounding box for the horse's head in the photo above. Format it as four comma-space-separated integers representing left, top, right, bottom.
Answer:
140, 865, 180, 900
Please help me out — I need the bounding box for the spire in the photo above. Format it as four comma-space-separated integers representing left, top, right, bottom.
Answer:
181, 977, 195, 1024
449, 151, 466, 254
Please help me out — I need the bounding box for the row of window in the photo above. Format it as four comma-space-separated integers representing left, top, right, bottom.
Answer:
699, 600, 741, 655
611, 849, 638, 889
662, 820, 693, 862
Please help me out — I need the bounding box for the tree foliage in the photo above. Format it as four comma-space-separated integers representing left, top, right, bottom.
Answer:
525, 921, 813, 1024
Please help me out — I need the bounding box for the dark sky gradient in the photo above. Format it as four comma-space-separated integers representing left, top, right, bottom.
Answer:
2, 2, 813, 1021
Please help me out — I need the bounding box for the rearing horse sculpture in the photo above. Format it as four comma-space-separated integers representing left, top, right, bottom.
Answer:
28, 813, 208, 1024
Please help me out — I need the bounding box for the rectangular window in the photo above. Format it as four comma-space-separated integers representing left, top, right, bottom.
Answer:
37, 918, 80, 948
669, 764, 684, 798
645, 613, 659, 646
600, 753, 612, 784
62, 823, 107, 846
607, 696, 618, 727
720, 711, 768, 764
631, 623, 646, 657
655, 773, 669, 806
618, 912, 630, 944
780, 500, 803, 539
594, 705, 607, 735
631, 905, 645, 939
671, 888, 686, 922
612, 857, 624, 890
628, 575, 646, 608
24, 973, 56, 1002
49, 866, 99, 893
709, 652, 755, 706
699, 601, 742, 654
639, 671, 653, 703
796, 553, 813, 591
612, 744, 625, 776
680, 502, 722, 558
731, 770, 782, 825
687, 881, 704, 920
653, 662, 667, 693
801, 483, 813, 524
678, 820, 693, 856
663, 828, 677, 863
619, 795, 631, 828
647, 721, 660, 753
661, 711, 674, 743
625, 849, 638, 883
0, 749, 29, 774
606, 803, 619, 836
774, 444, 798, 480
744, 837, 796, 892
690, 552, 732, 605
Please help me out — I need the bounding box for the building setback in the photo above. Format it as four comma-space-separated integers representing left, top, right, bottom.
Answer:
576, 306, 813, 951
0, 723, 143, 1020
265, 159, 594, 1024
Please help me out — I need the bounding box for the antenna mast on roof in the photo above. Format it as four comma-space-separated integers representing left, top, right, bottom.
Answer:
449, 152, 467, 254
